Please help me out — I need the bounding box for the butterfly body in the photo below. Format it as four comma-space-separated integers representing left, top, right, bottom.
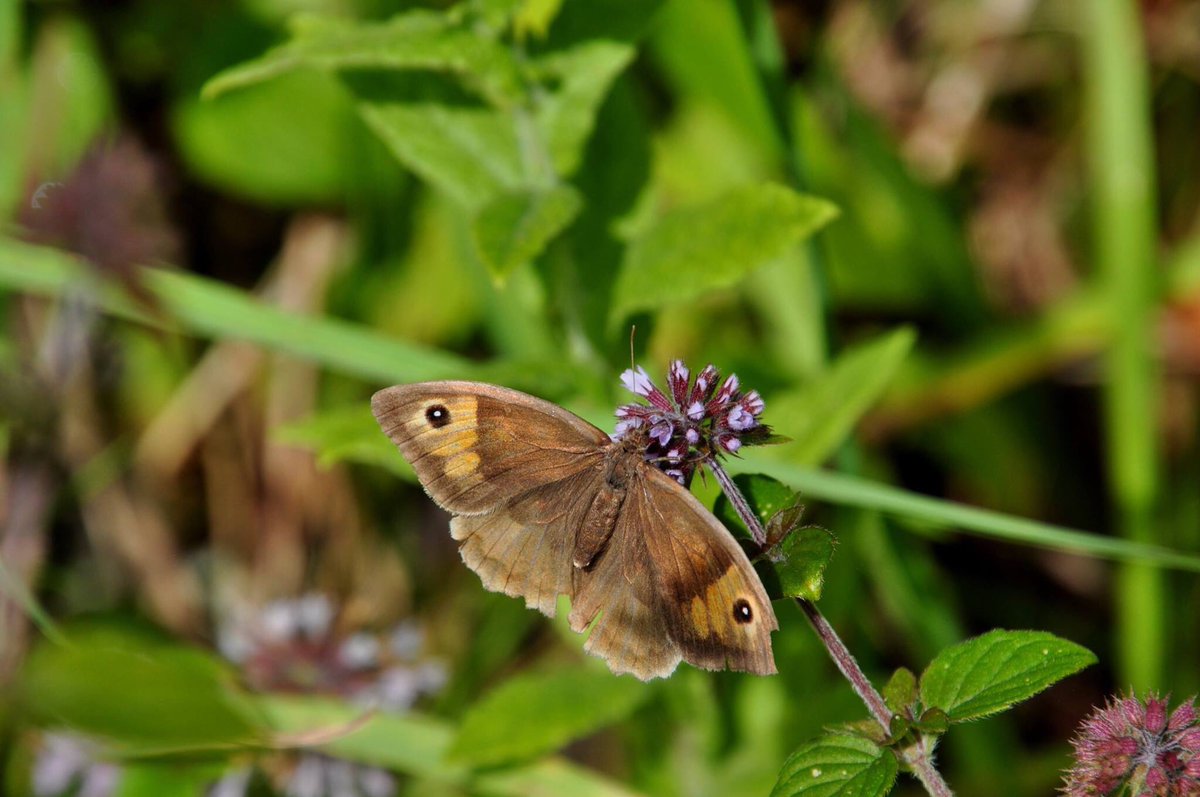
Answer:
372, 381, 777, 680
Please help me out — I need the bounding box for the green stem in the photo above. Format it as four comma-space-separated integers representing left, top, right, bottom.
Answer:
1082, 0, 1164, 688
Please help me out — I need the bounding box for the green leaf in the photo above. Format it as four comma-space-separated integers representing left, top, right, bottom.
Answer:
114, 763, 224, 797
173, 69, 363, 205
515, 0, 566, 39
914, 708, 949, 734
202, 10, 637, 209
22, 18, 115, 180
532, 42, 635, 177
449, 667, 650, 766
260, 696, 462, 779
919, 630, 1096, 722
20, 625, 266, 751
771, 734, 898, 797
611, 184, 837, 322
351, 73, 523, 209
472, 185, 583, 280
712, 474, 833, 600
260, 695, 646, 796
881, 668, 916, 716
203, 11, 522, 107
767, 526, 835, 602
768, 328, 915, 466
713, 473, 795, 537
541, 0, 666, 49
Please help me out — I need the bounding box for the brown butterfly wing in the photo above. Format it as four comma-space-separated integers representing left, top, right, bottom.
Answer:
451, 465, 606, 617
570, 462, 777, 679
371, 381, 610, 515
372, 382, 609, 618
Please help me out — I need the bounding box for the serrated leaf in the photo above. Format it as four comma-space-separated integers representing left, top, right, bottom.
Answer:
771, 735, 898, 797
203, 11, 522, 107
349, 44, 630, 208
611, 184, 838, 322
882, 668, 917, 715
919, 630, 1096, 722
472, 185, 583, 280
202, 9, 638, 208
769, 526, 835, 601
449, 667, 650, 766
768, 328, 915, 466
20, 625, 266, 751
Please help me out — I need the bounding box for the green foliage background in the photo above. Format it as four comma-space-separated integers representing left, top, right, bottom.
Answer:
2, 0, 1199, 795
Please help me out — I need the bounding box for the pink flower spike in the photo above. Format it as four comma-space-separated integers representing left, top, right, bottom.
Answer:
1064, 693, 1200, 796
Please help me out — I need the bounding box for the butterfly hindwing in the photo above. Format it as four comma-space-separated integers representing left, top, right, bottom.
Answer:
452, 465, 606, 617
569, 465, 777, 679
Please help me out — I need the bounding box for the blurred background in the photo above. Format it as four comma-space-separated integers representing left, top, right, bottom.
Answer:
2, 0, 1199, 795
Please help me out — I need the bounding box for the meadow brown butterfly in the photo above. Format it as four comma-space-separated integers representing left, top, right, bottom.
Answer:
372, 381, 777, 680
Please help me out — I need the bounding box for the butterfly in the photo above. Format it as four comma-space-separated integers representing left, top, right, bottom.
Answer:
371, 381, 777, 680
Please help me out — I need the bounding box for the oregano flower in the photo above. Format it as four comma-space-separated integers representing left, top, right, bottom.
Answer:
615, 361, 771, 485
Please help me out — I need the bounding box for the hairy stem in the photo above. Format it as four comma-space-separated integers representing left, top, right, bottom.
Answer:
708, 459, 766, 547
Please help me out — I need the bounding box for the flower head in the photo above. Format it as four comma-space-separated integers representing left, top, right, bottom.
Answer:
614, 360, 770, 485
218, 593, 445, 712
211, 594, 446, 797
1063, 692, 1200, 796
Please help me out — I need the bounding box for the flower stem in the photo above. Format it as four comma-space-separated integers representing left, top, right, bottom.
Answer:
709, 457, 954, 796
792, 598, 891, 728
707, 459, 767, 547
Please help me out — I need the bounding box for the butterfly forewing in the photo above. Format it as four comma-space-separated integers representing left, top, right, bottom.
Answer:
371, 381, 609, 515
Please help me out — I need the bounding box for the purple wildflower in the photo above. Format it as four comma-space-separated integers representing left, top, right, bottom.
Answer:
32, 734, 120, 797
614, 360, 771, 485
1063, 693, 1200, 796
210, 595, 445, 797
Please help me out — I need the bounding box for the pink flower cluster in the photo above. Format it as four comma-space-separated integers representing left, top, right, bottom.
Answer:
615, 361, 768, 485
1064, 693, 1200, 796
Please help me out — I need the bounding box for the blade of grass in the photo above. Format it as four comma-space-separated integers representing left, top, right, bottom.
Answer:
737, 457, 1200, 574
1082, 0, 1164, 688
0, 558, 65, 645
0, 238, 472, 383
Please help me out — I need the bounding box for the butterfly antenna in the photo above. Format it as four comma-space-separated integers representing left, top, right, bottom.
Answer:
628, 325, 637, 372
